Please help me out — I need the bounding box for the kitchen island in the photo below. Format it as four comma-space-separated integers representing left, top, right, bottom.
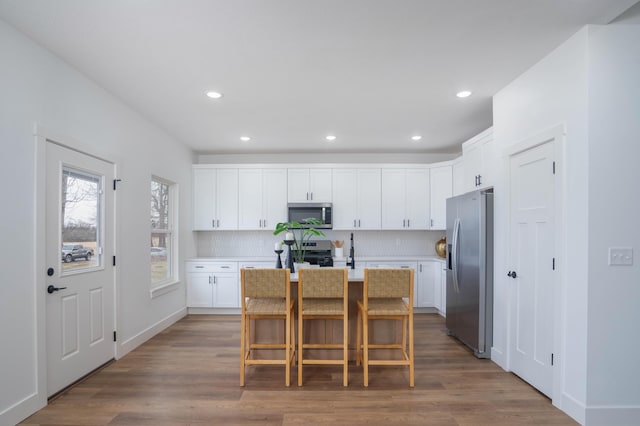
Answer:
252, 267, 405, 361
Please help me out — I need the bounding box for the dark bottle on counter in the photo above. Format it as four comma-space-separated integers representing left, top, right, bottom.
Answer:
346, 232, 355, 270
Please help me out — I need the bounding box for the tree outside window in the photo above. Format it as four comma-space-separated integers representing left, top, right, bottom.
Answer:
151, 177, 174, 285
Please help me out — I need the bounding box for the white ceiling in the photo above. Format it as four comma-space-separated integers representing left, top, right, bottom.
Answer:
0, 0, 637, 154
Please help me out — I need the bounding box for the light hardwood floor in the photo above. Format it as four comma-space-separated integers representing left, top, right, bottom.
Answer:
22, 314, 577, 425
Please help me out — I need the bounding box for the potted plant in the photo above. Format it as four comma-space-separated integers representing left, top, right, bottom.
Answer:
273, 218, 326, 267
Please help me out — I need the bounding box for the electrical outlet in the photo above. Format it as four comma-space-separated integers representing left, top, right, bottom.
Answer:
608, 247, 633, 266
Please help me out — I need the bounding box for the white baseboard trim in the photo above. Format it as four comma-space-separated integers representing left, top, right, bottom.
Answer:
560, 391, 586, 425
490, 346, 507, 370
0, 391, 46, 426
116, 307, 187, 359
188, 307, 241, 315
585, 404, 640, 426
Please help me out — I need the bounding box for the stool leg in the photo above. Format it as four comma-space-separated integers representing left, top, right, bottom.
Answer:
363, 312, 369, 387
402, 316, 407, 356
240, 313, 246, 386
298, 308, 303, 386
287, 311, 293, 386
343, 307, 348, 387
409, 312, 414, 388
356, 308, 361, 366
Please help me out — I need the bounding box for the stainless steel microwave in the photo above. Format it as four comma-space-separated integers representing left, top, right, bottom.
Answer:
287, 203, 333, 229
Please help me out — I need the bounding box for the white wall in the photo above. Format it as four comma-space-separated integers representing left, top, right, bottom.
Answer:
493, 28, 590, 421
585, 24, 640, 422
0, 19, 194, 424
493, 24, 640, 425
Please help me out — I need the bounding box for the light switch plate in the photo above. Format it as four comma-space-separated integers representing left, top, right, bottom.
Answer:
608, 247, 633, 266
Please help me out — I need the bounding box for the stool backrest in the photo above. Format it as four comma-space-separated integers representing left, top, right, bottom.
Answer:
241, 268, 290, 299
299, 268, 348, 298
364, 268, 413, 298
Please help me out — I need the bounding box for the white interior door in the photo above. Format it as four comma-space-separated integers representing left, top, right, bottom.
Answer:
508, 140, 556, 398
46, 142, 115, 396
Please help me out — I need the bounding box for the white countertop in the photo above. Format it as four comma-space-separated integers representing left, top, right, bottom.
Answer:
187, 255, 445, 263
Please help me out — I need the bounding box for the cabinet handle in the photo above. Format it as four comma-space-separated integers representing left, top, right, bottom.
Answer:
306, 192, 309, 200
358, 219, 361, 227
214, 276, 217, 284
403, 219, 406, 228
212, 219, 215, 228
353, 219, 356, 227
407, 219, 410, 228
208, 275, 212, 284
419, 264, 422, 272
478, 175, 482, 186
263, 219, 267, 227
195, 265, 204, 269
430, 218, 434, 227
217, 219, 220, 227
310, 192, 313, 200
221, 266, 230, 269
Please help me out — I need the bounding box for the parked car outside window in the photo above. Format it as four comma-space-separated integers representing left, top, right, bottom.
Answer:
61, 244, 94, 263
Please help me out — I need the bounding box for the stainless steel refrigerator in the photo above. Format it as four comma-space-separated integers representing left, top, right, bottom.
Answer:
446, 188, 493, 358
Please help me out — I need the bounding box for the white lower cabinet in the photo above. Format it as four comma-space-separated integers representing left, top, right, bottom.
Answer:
186, 261, 239, 308
416, 261, 438, 308
434, 260, 447, 316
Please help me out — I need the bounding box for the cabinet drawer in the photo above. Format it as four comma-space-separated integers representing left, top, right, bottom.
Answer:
239, 261, 274, 270
186, 262, 238, 273
366, 262, 416, 270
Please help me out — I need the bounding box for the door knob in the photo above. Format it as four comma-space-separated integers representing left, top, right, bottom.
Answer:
47, 285, 67, 294
507, 271, 517, 278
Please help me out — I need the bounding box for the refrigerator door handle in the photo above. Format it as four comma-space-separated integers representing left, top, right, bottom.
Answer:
452, 218, 461, 293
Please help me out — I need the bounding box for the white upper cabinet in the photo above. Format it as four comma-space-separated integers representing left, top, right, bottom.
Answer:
192, 167, 238, 230
287, 168, 332, 202
381, 169, 430, 230
462, 127, 495, 192
452, 156, 465, 196
238, 169, 287, 230
429, 166, 452, 230
332, 168, 381, 230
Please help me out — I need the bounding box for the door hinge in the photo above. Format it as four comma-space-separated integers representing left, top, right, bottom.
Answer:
113, 256, 116, 266
113, 179, 122, 190
552, 257, 555, 270
551, 353, 554, 366
113, 331, 117, 342
552, 161, 556, 175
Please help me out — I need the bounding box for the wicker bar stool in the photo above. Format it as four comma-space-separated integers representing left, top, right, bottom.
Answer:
356, 268, 414, 387
297, 268, 349, 387
240, 268, 295, 386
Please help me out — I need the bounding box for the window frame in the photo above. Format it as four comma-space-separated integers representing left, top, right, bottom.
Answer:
150, 175, 179, 296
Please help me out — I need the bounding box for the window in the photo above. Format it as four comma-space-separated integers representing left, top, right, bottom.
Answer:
151, 177, 176, 288
61, 167, 102, 274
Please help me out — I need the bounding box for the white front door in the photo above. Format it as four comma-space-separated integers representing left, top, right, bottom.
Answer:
45, 142, 115, 396
508, 140, 556, 398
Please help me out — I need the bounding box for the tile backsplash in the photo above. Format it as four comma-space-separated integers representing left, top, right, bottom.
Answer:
195, 230, 445, 258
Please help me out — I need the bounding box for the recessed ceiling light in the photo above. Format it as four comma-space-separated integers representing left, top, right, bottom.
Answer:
326, 135, 337, 141
411, 135, 422, 141
206, 91, 223, 99
240, 136, 251, 142
456, 90, 472, 98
